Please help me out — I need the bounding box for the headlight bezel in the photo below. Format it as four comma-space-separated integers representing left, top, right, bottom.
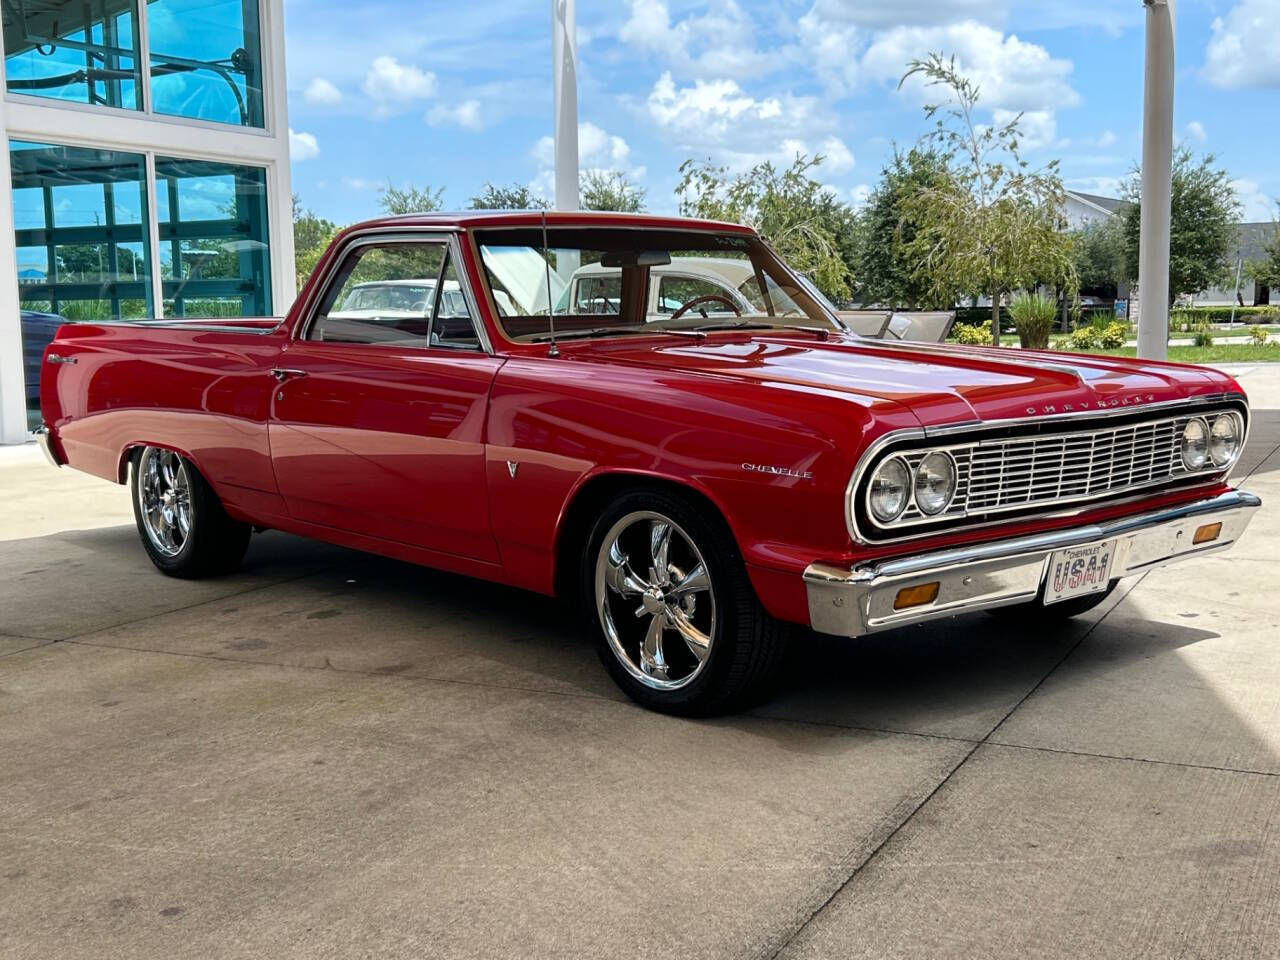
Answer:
867, 456, 911, 524
1208, 412, 1242, 468
914, 451, 958, 516
1181, 418, 1210, 471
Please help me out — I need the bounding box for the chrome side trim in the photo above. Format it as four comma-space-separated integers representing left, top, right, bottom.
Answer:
807, 489, 1261, 637
845, 395, 1249, 544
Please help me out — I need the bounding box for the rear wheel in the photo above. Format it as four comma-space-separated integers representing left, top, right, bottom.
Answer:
131, 446, 251, 578
582, 488, 786, 716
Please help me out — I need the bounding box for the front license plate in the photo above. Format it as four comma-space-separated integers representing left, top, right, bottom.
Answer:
1044, 540, 1117, 605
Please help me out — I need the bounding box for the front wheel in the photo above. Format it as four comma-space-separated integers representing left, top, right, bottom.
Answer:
582, 488, 786, 716
131, 446, 251, 578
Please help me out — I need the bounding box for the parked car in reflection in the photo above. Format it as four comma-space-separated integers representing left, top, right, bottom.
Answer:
562, 256, 760, 320
21, 309, 65, 414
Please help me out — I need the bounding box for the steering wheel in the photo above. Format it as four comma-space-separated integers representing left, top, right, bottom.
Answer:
670, 294, 741, 321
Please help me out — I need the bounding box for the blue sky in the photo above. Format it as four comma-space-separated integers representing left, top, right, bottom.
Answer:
283, 0, 1280, 226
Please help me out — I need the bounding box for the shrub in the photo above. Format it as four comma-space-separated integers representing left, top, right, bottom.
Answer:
1171, 305, 1280, 325
950, 322, 989, 345
1098, 322, 1129, 349
1008, 293, 1058, 350
1064, 326, 1101, 351
1191, 322, 1214, 347
1250, 325, 1269, 345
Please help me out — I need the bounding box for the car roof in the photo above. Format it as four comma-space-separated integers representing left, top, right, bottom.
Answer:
353, 209, 758, 234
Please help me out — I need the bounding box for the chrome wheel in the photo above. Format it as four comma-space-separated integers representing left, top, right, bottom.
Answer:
594, 511, 717, 691
136, 447, 192, 557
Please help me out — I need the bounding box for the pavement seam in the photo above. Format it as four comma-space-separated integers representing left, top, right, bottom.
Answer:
982, 738, 1280, 779
760, 576, 1144, 960
1236, 437, 1280, 485
0, 638, 60, 659
61, 636, 632, 705
45, 566, 336, 645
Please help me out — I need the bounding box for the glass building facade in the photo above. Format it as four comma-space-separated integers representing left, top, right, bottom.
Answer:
0, 0, 289, 436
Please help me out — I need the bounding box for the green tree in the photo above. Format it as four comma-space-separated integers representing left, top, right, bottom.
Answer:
292, 195, 340, 289
1070, 215, 1129, 305
1120, 148, 1240, 304
378, 183, 445, 216
899, 53, 1076, 344
858, 147, 955, 308
580, 170, 645, 212
1247, 202, 1280, 293
469, 182, 549, 210
676, 153, 855, 301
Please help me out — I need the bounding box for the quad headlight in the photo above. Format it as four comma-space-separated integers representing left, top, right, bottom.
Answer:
1209, 413, 1242, 467
868, 457, 911, 523
914, 452, 957, 516
1181, 418, 1209, 471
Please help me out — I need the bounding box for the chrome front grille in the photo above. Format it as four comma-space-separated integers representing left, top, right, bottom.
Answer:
876, 406, 1239, 532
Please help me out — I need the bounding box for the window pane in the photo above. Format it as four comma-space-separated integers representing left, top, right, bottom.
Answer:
657, 275, 739, 315
433, 253, 480, 349
3, 0, 141, 109
155, 156, 271, 316
311, 243, 448, 345
10, 139, 153, 430
147, 0, 264, 127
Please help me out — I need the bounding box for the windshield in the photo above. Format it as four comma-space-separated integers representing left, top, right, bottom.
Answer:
475, 227, 841, 342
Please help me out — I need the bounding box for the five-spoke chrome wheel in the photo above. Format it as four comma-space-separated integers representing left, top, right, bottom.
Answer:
136, 447, 193, 557
594, 510, 716, 691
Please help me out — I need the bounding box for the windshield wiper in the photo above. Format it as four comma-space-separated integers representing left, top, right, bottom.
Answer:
691, 320, 778, 332
529, 327, 647, 343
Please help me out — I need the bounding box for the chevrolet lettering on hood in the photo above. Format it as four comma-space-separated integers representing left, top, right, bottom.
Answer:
1027, 393, 1158, 416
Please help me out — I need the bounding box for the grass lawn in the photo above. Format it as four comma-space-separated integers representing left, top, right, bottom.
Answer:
1064, 344, 1280, 363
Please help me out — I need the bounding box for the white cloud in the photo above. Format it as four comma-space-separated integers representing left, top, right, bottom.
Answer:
289, 129, 319, 161
342, 177, 382, 191
303, 77, 342, 106
992, 109, 1062, 151
362, 56, 437, 114
427, 99, 484, 131
799, 0, 1004, 30
1232, 178, 1277, 222
533, 121, 634, 170
1096, 129, 1117, 148
863, 23, 1079, 114
618, 0, 771, 78
1185, 121, 1207, 144
850, 183, 873, 207
1204, 1, 1280, 89
645, 72, 851, 174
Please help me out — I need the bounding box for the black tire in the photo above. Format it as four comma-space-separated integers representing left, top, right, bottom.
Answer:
130, 446, 251, 579
581, 487, 787, 716
988, 580, 1118, 622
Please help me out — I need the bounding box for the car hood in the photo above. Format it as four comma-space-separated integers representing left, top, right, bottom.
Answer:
579, 333, 1237, 428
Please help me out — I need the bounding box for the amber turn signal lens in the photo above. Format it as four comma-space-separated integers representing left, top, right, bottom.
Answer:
1193, 522, 1222, 545
894, 582, 940, 610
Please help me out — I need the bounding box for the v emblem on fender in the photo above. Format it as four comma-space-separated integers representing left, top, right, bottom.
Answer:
507, 460, 519, 479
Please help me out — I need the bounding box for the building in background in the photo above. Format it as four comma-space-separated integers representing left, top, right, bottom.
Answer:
0, 0, 294, 441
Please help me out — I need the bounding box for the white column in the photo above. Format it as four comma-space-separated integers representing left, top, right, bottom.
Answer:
1138, 0, 1176, 360
0, 85, 30, 441
264, 0, 296, 313
551, 0, 579, 211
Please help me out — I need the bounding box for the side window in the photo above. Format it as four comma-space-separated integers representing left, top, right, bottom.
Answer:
657, 275, 738, 314
575, 275, 622, 314
309, 241, 479, 348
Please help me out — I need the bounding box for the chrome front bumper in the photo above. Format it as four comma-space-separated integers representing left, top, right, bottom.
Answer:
804, 489, 1261, 637
33, 425, 62, 467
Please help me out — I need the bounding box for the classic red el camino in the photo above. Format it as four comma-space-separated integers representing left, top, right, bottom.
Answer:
36, 211, 1260, 714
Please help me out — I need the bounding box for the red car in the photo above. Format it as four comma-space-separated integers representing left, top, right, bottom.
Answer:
36, 211, 1260, 715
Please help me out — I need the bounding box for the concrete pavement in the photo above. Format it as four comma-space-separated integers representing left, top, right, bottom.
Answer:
2, 366, 1278, 959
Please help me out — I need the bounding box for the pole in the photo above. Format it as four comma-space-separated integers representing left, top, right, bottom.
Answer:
1229, 257, 1243, 325
551, 0, 579, 212
1137, 0, 1176, 360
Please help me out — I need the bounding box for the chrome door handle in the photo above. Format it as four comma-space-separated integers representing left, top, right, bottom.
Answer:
47, 354, 76, 365
270, 367, 308, 382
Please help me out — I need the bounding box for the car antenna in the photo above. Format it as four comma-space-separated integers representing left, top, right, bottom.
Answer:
541, 210, 559, 358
